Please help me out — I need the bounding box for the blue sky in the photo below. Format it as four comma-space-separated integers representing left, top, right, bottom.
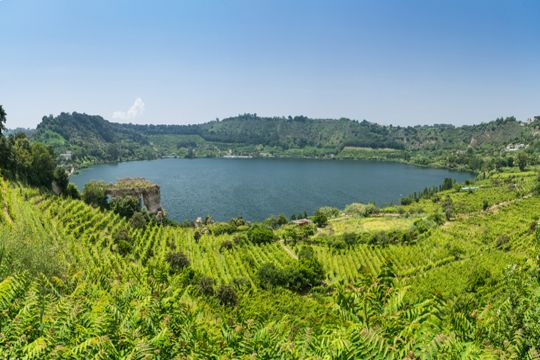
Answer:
1, 0, 539, 128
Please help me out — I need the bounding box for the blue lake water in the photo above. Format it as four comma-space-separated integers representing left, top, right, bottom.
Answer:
71, 158, 473, 221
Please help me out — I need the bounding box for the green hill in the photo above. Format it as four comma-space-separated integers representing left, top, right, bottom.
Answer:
35, 112, 540, 171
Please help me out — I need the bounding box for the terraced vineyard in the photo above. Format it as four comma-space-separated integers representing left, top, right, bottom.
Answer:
1, 168, 540, 358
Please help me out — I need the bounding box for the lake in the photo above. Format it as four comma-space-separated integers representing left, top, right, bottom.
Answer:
71, 158, 473, 222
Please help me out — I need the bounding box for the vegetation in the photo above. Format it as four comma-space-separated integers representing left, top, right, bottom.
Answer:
3, 104, 540, 357
34, 112, 540, 174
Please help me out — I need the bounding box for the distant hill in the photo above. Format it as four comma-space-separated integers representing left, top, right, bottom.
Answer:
34, 112, 540, 170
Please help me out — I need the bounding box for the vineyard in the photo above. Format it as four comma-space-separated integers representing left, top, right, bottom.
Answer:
1, 168, 540, 358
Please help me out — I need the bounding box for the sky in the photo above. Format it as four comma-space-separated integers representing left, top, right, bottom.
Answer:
1, 0, 539, 128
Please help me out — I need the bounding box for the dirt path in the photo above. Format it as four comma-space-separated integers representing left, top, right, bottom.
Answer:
279, 240, 298, 260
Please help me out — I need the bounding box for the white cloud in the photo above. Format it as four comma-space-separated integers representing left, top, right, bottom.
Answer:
112, 97, 145, 120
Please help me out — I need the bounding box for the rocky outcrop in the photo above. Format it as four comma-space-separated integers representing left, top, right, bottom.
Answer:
104, 178, 162, 214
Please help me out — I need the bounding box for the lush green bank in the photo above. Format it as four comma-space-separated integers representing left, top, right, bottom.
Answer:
35, 112, 540, 174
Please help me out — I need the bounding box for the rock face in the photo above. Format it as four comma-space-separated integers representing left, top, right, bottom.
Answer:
104, 178, 162, 214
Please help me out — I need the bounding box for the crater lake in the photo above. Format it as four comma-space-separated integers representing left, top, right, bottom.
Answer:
71, 158, 473, 221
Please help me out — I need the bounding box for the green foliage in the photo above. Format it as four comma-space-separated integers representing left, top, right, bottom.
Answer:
247, 225, 276, 244
53, 167, 69, 193
316, 206, 340, 218
217, 284, 238, 307
166, 251, 190, 274
82, 181, 108, 209
344, 202, 377, 217
64, 183, 81, 199
263, 214, 288, 229
111, 195, 141, 218
312, 209, 328, 227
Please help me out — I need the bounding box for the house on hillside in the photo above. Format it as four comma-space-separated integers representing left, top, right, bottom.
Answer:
505, 143, 526, 152
59, 151, 72, 161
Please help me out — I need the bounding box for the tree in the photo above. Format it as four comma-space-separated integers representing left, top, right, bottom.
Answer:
257, 262, 286, 289
312, 210, 328, 228
82, 181, 109, 209
217, 284, 238, 307
0, 105, 6, 135
111, 195, 141, 218
166, 251, 190, 274
247, 225, 275, 244
53, 168, 69, 193
130, 211, 148, 229
29, 143, 56, 188
65, 183, 81, 199
517, 152, 528, 171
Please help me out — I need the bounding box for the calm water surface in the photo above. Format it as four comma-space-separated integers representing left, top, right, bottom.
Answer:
71, 158, 473, 221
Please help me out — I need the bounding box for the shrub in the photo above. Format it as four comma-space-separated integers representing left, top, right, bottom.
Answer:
82, 181, 108, 209
113, 228, 133, 256
284, 258, 325, 292
210, 222, 237, 235
64, 183, 80, 199
220, 240, 234, 251
482, 199, 490, 211
316, 206, 340, 219
130, 211, 148, 229
342, 232, 358, 247
217, 284, 238, 307
400, 197, 413, 206
111, 195, 141, 219
297, 245, 315, 259
166, 252, 190, 274
258, 262, 286, 289
247, 225, 276, 244
344, 203, 377, 217
197, 276, 215, 296
312, 210, 328, 228
264, 214, 288, 229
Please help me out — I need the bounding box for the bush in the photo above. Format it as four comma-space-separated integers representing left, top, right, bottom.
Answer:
217, 284, 238, 307
400, 197, 413, 206
111, 195, 141, 219
220, 240, 234, 251
166, 252, 190, 274
65, 183, 81, 199
130, 211, 148, 229
344, 203, 377, 217
482, 199, 490, 211
297, 245, 315, 259
264, 214, 288, 229
342, 232, 358, 247
257, 262, 286, 289
82, 181, 109, 209
247, 225, 276, 244
113, 228, 133, 256
197, 275, 215, 296
316, 206, 340, 218
210, 222, 237, 235
284, 258, 325, 292
312, 210, 328, 228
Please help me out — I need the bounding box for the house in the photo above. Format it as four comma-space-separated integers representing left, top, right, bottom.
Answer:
59, 151, 72, 161
505, 144, 526, 152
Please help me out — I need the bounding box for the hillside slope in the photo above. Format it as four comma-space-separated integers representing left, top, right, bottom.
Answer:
34, 112, 540, 169
1, 169, 540, 357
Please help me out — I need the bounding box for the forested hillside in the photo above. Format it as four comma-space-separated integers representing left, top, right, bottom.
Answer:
35, 112, 540, 171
